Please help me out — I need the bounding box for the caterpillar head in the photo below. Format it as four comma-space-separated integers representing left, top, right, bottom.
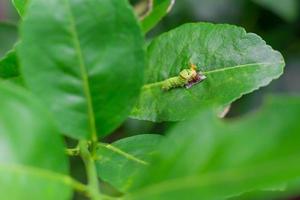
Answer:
179, 64, 198, 80
179, 69, 197, 80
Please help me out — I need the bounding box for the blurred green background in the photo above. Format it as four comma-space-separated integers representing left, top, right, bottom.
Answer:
0, 0, 299, 199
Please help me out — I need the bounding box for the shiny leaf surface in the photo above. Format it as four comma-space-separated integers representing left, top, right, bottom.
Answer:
18, 0, 145, 139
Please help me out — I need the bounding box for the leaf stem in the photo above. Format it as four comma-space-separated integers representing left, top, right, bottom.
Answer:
79, 140, 102, 200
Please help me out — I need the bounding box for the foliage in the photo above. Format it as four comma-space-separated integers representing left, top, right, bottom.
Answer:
18, 0, 145, 139
0, 0, 299, 200
131, 23, 284, 121
128, 96, 300, 200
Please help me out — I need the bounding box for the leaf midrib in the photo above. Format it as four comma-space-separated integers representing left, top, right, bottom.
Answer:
142, 61, 284, 90
63, 0, 97, 141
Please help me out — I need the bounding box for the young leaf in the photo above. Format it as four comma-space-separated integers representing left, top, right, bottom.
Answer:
18, 0, 145, 139
131, 23, 285, 122
252, 0, 298, 22
0, 22, 18, 58
127, 96, 300, 200
95, 134, 163, 192
12, 0, 28, 17
0, 83, 71, 200
139, 0, 175, 33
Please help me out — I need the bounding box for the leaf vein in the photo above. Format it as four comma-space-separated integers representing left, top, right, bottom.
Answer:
63, 0, 97, 141
97, 143, 149, 165
142, 61, 284, 90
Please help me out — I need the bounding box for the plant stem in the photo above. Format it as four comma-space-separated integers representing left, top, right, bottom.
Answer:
67, 176, 89, 196
79, 140, 101, 200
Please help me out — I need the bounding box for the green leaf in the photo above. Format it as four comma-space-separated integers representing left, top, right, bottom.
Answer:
0, 50, 20, 79
0, 83, 71, 200
96, 134, 163, 192
131, 23, 284, 122
252, 0, 298, 22
127, 96, 300, 200
12, 0, 28, 17
0, 21, 20, 85
140, 0, 175, 33
0, 49, 23, 86
0, 22, 18, 58
18, 0, 145, 139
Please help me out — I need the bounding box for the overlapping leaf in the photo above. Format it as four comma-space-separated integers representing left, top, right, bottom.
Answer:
131, 23, 284, 122
95, 134, 163, 192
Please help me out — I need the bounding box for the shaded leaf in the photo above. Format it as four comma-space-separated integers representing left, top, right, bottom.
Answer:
131, 23, 284, 122
18, 0, 145, 139
0, 83, 71, 200
127, 96, 300, 200
96, 134, 163, 192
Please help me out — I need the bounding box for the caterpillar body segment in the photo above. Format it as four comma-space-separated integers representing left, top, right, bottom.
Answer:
162, 76, 186, 91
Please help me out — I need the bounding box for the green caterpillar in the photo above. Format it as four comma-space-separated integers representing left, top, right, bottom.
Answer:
162, 64, 206, 91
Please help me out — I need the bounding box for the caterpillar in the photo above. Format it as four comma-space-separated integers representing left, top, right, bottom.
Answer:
162, 64, 206, 91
